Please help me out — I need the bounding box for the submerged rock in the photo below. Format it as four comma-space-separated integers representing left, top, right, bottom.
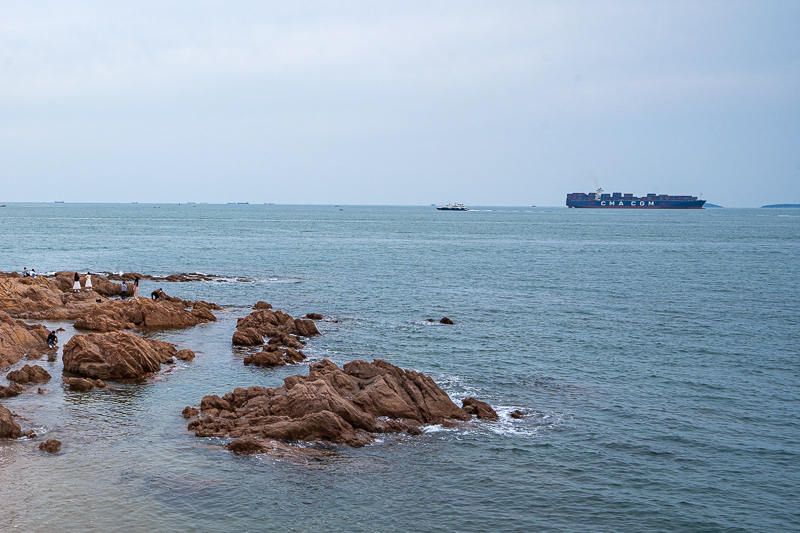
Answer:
440, 317, 454, 325
62, 331, 180, 380
39, 439, 62, 453
65, 377, 96, 391
0, 404, 21, 439
243, 345, 306, 368
510, 409, 525, 419
6, 364, 52, 384
187, 358, 480, 448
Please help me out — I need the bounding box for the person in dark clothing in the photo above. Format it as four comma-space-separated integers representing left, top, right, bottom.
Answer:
47, 331, 58, 348
121, 280, 128, 300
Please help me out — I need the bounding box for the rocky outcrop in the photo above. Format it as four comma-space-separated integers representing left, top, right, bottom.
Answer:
232, 307, 320, 351
0, 404, 21, 439
253, 301, 273, 310
510, 410, 524, 419
0, 383, 24, 398
187, 358, 478, 448
0, 310, 54, 368
225, 435, 336, 459
39, 439, 62, 453
62, 331, 181, 380
73, 298, 216, 332
6, 364, 52, 384
182, 406, 199, 419
176, 349, 195, 361
305, 313, 323, 320
462, 397, 499, 421
440, 317, 454, 325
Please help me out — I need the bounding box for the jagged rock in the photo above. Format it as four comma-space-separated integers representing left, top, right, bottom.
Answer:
253, 301, 273, 310
0, 383, 24, 398
232, 308, 319, 348
305, 313, 323, 320
182, 406, 199, 419
0, 404, 21, 439
62, 331, 179, 380
0, 310, 53, 368
176, 349, 195, 361
462, 397, 499, 421
440, 317, 454, 325
187, 359, 475, 448
24, 429, 37, 438
73, 298, 216, 332
39, 439, 62, 453
510, 410, 524, 419
6, 364, 52, 384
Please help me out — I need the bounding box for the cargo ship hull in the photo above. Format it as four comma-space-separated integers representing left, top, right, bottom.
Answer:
567, 190, 705, 209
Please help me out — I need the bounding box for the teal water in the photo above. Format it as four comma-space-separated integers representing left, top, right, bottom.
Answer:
1, 204, 798, 532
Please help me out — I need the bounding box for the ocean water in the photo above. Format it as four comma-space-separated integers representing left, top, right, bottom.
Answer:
0, 203, 798, 532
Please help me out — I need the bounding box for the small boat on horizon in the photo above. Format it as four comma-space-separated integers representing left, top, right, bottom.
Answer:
436, 203, 469, 211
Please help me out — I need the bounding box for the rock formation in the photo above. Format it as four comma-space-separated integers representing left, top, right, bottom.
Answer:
65, 377, 107, 391
73, 297, 216, 332
6, 364, 52, 384
0, 310, 54, 368
462, 397, 499, 421
0, 383, 24, 398
187, 358, 484, 448
440, 317, 454, 325
63, 331, 181, 380
39, 439, 62, 453
0, 404, 21, 439
243, 345, 305, 368
232, 306, 319, 359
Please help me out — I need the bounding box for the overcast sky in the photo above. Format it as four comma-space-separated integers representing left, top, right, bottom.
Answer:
1, 1, 798, 206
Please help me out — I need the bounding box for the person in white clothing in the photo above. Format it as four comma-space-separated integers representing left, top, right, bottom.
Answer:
72, 272, 81, 292
85, 272, 93, 291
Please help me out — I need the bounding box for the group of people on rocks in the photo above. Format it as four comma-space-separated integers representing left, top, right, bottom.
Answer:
21, 267, 38, 278
120, 278, 140, 300
72, 272, 93, 292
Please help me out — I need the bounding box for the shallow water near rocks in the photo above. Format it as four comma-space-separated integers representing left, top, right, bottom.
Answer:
1, 204, 799, 532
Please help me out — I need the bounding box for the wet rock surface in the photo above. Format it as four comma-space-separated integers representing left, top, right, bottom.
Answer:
188, 358, 480, 448
232, 306, 320, 367
0, 383, 24, 398
63, 331, 181, 380
73, 297, 217, 332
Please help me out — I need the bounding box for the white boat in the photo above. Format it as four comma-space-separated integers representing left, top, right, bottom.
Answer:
436, 203, 469, 211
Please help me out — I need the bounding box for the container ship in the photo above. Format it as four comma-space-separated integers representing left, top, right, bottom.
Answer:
566, 189, 705, 209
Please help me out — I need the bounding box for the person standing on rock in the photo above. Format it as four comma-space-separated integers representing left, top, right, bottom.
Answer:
120, 280, 128, 300
85, 272, 93, 291
133, 278, 140, 299
73, 272, 81, 292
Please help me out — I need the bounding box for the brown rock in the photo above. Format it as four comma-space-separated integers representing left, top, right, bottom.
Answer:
253, 301, 273, 310
176, 349, 196, 361
182, 406, 199, 419
232, 328, 264, 346
93, 379, 107, 389
39, 439, 62, 453
7, 364, 52, 384
0, 310, 52, 368
66, 377, 95, 391
62, 331, 178, 380
0, 383, 25, 398
462, 397, 499, 421
305, 313, 323, 320
188, 359, 470, 448
0, 404, 21, 439
24, 429, 37, 438
37, 387, 45, 394
73, 298, 216, 332
440, 317, 454, 325
232, 308, 319, 349
293, 318, 320, 337
510, 410, 524, 419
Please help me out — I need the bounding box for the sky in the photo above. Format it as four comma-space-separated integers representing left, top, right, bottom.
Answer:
1, 1, 798, 207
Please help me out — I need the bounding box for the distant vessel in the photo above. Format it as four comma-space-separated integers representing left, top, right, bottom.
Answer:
54, 201, 64, 203
436, 203, 469, 211
762, 204, 800, 208
567, 189, 705, 209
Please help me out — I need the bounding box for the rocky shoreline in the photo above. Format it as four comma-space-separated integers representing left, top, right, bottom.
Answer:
1, 268, 502, 458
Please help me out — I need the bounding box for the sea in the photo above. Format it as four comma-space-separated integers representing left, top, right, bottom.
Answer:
0, 203, 798, 532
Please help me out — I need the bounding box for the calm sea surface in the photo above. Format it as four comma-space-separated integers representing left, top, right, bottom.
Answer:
0, 204, 798, 532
